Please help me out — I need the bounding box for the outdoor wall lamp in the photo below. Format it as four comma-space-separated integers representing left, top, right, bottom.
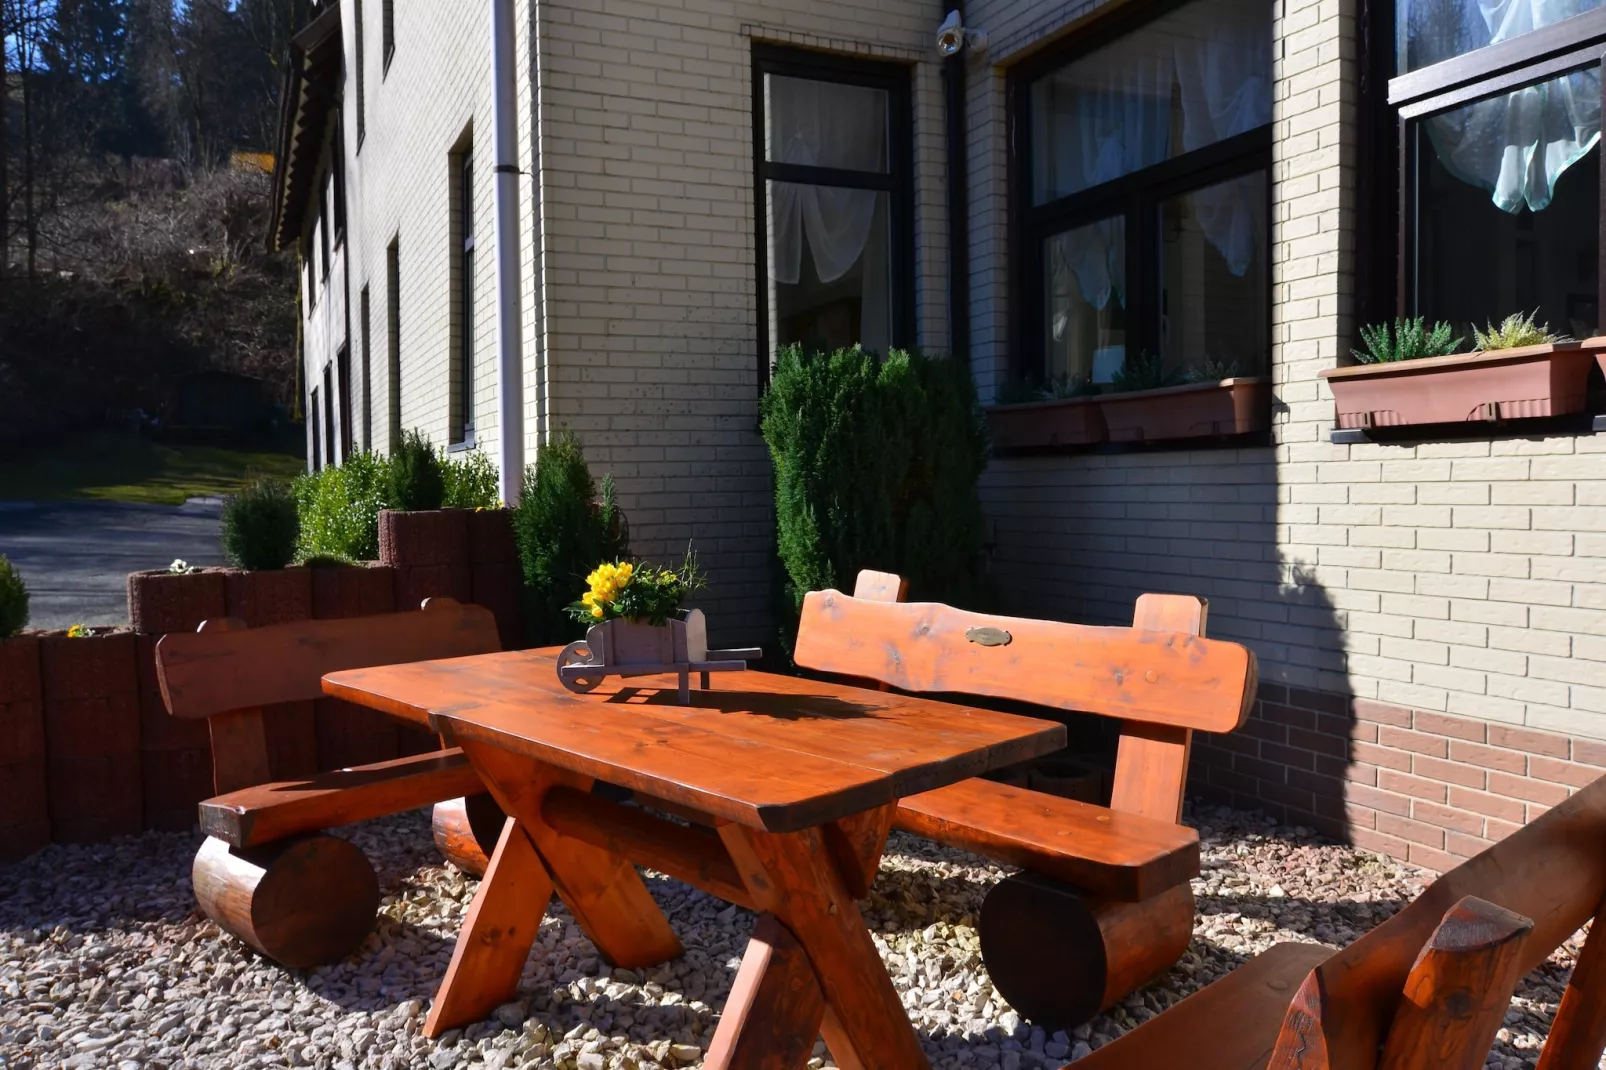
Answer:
936, 10, 988, 56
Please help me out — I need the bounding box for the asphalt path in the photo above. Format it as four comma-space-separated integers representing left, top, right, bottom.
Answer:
0, 499, 226, 630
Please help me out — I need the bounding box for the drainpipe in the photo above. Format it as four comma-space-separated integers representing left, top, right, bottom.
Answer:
490, 0, 524, 504
942, 4, 970, 364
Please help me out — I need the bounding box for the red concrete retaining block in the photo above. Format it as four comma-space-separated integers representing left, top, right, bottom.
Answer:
394, 564, 473, 613
127, 569, 228, 832
40, 630, 142, 844
223, 568, 317, 780
0, 635, 50, 860
127, 568, 227, 635
311, 563, 402, 772
472, 561, 525, 650
379, 509, 469, 568
466, 509, 518, 566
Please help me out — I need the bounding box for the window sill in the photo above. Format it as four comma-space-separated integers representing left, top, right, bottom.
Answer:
987, 377, 1271, 453
447, 433, 476, 453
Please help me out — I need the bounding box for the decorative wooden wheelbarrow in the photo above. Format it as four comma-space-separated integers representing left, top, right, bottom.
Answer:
557, 608, 762, 703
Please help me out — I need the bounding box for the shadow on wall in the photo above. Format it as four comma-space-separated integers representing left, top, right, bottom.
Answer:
979, 444, 1364, 844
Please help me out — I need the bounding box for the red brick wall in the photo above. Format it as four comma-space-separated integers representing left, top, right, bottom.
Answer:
1191, 684, 1606, 872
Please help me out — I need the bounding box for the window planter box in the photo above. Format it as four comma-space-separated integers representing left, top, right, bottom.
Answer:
1319, 342, 1605, 429
1098, 377, 1272, 443
986, 396, 1108, 449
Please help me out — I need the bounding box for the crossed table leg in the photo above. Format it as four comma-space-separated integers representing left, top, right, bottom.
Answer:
428, 741, 930, 1070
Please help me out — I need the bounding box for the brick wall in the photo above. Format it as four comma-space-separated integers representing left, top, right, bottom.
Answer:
1191, 687, 1606, 871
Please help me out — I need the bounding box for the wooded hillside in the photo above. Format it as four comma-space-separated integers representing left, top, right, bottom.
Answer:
1, 0, 312, 446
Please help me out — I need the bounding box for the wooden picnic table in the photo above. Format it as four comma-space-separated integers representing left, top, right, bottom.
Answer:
323, 646, 1066, 1070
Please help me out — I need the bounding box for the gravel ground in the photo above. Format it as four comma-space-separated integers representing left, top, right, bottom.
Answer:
0, 803, 1590, 1070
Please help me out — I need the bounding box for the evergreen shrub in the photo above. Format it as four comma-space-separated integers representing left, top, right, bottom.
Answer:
761, 345, 989, 645
0, 555, 28, 638
389, 429, 445, 510
511, 429, 629, 644
294, 451, 394, 562
443, 448, 500, 509
221, 478, 300, 571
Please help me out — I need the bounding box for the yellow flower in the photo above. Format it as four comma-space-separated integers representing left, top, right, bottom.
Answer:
591, 604, 604, 618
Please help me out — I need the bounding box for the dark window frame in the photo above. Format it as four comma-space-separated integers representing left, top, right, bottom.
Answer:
382, 0, 395, 75
1382, 7, 1606, 329
310, 385, 322, 470
1006, 0, 1275, 388
337, 343, 354, 460
750, 43, 916, 392
451, 143, 476, 447
360, 283, 373, 451
386, 236, 402, 447
354, 0, 366, 149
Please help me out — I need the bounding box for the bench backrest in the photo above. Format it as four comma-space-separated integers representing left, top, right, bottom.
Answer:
155, 597, 502, 794
796, 571, 1253, 822
1267, 770, 1606, 1070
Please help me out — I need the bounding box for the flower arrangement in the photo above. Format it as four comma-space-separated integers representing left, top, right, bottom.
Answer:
569, 550, 705, 627
66, 623, 92, 638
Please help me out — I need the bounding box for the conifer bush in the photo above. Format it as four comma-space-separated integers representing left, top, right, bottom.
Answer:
511, 430, 629, 644
294, 451, 394, 562
221, 478, 300, 571
0, 555, 29, 638
389, 429, 446, 510
761, 345, 989, 644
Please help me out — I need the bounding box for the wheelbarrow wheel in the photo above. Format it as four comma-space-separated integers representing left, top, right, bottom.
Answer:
557, 640, 605, 693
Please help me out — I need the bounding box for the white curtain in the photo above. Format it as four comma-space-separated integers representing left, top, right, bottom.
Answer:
1410, 0, 1601, 213
1033, 0, 1272, 306
767, 76, 886, 287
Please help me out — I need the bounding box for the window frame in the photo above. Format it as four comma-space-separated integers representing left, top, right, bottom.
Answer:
1006, 0, 1275, 389
382, 0, 395, 75
452, 144, 476, 448
354, 0, 366, 149
750, 44, 916, 391
1382, 7, 1606, 327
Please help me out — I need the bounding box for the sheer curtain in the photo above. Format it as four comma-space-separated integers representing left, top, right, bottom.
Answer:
1033, 0, 1271, 311
1406, 0, 1601, 212
767, 76, 889, 345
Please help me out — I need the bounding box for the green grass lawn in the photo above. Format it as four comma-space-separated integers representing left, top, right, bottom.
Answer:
0, 433, 306, 506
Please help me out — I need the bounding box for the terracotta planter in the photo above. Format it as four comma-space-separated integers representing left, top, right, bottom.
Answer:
222, 568, 316, 779
0, 634, 50, 859
1099, 377, 1272, 443
379, 509, 470, 568
987, 396, 1108, 450
39, 628, 143, 844
1319, 341, 1605, 429
127, 568, 227, 635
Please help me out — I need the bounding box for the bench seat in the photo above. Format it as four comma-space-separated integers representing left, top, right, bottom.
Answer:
1068, 942, 1332, 1070
201, 748, 484, 848
893, 778, 1200, 901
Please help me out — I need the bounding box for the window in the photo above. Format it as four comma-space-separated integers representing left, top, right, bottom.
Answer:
310, 386, 322, 470
319, 169, 332, 279
1384, 3, 1606, 340
452, 143, 476, 445
354, 0, 366, 148
386, 236, 402, 446
1012, 0, 1272, 388
323, 365, 336, 468
337, 344, 353, 460
360, 284, 373, 451
382, 0, 395, 74
332, 132, 347, 242
305, 246, 316, 308
751, 46, 914, 381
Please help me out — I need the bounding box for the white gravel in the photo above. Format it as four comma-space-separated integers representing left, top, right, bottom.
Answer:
0, 802, 1590, 1069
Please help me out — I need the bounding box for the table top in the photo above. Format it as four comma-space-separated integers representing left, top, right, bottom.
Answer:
324, 648, 1066, 832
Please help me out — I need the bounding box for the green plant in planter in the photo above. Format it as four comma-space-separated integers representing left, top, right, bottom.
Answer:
1111, 351, 1186, 392
995, 378, 1048, 405
443, 447, 500, 509
221, 478, 300, 571
0, 555, 28, 638
512, 429, 630, 644
294, 451, 395, 561
1473, 309, 1569, 352
1182, 357, 1243, 383
1047, 373, 1100, 399
568, 550, 706, 627
1353, 317, 1462, 364
389, 429, 446, 510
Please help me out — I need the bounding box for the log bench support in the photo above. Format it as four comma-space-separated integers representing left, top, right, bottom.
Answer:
820, 581, 1230, 1028
153, 600, 504, 969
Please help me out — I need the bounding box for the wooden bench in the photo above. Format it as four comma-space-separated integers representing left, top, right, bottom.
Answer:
154, 596, 503, 967
1068, 768, 1606, 1070
793, 573, 1257, 1027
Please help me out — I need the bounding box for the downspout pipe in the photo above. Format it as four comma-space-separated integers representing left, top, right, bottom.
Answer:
490, 0, 525, 504
942, 5, 970, 364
